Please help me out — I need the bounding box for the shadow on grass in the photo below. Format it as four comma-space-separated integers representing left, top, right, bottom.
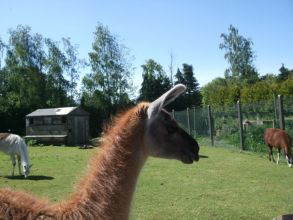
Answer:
199, 154, 209, 159
4, 175, 54, 181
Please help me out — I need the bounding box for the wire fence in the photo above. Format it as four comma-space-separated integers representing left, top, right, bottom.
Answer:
173, 95, 293, 152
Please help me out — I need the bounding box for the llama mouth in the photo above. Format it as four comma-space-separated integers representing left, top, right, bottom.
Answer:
181, 158, 193, 164
180, 147, 199, 164
180, 154, 194, 164
180, 152, 197, 164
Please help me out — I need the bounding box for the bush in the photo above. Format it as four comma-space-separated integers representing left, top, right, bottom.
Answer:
217, 125, 268, 152
27, 139, 38, 146
244, 126, 267, 152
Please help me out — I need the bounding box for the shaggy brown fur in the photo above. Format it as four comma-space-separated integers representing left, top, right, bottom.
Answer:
0, 133, 10, 141
0, 103, 150, 220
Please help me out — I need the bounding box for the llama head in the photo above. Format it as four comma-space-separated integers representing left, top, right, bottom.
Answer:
144, 84, 199, 164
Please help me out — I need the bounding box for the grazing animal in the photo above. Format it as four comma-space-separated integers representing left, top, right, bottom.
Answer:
0, 133, 31, 177
264, 128, 292, 167
0, 84, 199, 220
273, 213, 293, 220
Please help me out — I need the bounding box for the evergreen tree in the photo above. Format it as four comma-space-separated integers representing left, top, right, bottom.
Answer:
138, 59, 171, 102
173, 63, 202, 110
278, 63, 292, 81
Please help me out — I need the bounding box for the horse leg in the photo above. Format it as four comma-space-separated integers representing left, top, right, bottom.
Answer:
285, 155, 292, 167
284, 148, 292, 168
17, 155, 22, 175
287, 157, 292, 168
277, 149, 280, 165
10, 155, 16, 176
268, 145, 275, 162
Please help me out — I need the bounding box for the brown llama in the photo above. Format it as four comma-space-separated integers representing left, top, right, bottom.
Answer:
0, 84, 200, 220
264, 128, 292, 167
273, 213, 293, 220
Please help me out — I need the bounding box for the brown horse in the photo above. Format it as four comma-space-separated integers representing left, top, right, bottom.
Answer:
264, 128, 292, 167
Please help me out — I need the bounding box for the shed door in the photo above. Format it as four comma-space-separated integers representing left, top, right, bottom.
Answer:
74, 117, 87, 145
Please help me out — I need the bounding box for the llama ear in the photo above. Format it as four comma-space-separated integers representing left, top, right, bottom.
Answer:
147, 84, 186, 119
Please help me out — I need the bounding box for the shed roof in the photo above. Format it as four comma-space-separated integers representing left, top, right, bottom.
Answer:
26, 107, 84, 117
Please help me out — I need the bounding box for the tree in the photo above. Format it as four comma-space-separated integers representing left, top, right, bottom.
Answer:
0, 25, 79, 133
278, 64, 293, 81
138, 59, 171, 102
0, 38, 8, 105
220, 25, 258, 84
201, 77, 227, 106
240, 80, 277, 104
81, 23, 134, 135
0, 25, 48, 133
279, 77, 293, 99
85, 23, 134, 107
4, 26, 48, 110
62, 37, 83, 101
168, 52, 174, 86
201, 77, 240, 109
173, 63, 202, 110
0, 38, 6, 68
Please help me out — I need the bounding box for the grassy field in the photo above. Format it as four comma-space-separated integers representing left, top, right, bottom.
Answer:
0, 145, 292, 219
0, 146, 93, 202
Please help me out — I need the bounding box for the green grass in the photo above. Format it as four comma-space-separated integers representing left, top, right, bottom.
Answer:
0, 146, 93, 202
0, 145, 293, 219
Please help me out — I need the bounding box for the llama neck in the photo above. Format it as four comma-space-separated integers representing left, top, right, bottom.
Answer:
57, 115, 148, 220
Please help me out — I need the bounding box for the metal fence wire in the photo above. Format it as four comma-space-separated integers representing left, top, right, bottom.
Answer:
172, 95, 293, 152
173, 107, 209, 137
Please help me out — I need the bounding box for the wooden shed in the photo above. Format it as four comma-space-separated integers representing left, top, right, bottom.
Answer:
25, 107, 89, 145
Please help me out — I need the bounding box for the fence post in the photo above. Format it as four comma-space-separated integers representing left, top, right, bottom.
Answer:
207, 105, 214, 146
237, 100, 244, 151
273, 94, 277, 128
277, 94, 285, 130
186, 108, 191, 135
193, 107, 196, 137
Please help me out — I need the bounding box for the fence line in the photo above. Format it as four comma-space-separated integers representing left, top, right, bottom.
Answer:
207, 105, 214, 146
173, 95, 293, 152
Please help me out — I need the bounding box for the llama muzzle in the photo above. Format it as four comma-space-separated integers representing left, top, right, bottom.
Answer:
180, 139, 200, 164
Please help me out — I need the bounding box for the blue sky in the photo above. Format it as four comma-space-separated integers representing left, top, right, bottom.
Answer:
1, 0, 292, 89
